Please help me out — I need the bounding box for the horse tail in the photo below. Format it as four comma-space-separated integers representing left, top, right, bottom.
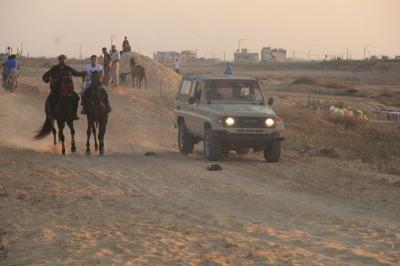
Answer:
35, 117, 53, 140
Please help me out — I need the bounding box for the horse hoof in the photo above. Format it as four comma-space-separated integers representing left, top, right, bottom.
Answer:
62, 150, 66, 155
71, 145, 76, 153
86, 150, 91, 155
95, 146, 98, 152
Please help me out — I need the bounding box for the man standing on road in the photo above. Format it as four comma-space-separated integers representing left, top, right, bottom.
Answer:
174, 58, 180, 74
224, 62, 233, 75
102, 47, 112, 86
110, 45, 120, 87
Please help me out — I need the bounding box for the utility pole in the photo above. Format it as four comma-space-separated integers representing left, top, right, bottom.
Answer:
236, 38, 246, 52
346, 48, 349, 60
79, 43, 83, 60
224, 50, 226, 62
110, 34, 118, 49
363, 44, 370, 60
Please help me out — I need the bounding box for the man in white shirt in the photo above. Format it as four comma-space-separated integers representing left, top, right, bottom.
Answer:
110, 45, 120, 87
81, 55, 103, 114
174, 58, 180, 73
81, 55, 103, 96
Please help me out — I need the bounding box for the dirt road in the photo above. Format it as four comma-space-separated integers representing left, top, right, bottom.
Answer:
0, 77, 399, 265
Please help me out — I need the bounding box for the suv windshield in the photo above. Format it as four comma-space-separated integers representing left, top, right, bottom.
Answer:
204, 80, 263, 102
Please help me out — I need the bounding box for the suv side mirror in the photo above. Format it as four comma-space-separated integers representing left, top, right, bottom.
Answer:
188, 97, 195, 105
267, 97, 274, 106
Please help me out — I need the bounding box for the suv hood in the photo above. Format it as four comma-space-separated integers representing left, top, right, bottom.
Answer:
202, 103, 276, 117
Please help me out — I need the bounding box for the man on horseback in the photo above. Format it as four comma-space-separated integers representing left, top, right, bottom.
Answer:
81, 55, 105, 114
42, 55, 83, 120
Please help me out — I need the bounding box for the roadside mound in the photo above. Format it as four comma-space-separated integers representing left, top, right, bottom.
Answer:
128, 52, 181, 90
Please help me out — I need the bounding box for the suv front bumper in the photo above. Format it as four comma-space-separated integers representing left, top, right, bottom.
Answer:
213, 130, 284, 148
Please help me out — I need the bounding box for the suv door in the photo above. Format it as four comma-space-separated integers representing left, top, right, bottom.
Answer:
175, 78, 195, 130
188, 80, 206, 135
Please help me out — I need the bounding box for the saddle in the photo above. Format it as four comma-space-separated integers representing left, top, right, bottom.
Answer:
60, 76, 75, 95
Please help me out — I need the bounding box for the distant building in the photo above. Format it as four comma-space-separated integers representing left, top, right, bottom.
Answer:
153, 51, 180, 63
395, 56, 400, 60
180, 50, 197, 62
234, 48, 259, 63
261, 47, 286, 62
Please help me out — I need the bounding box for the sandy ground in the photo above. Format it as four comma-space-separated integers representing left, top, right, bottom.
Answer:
0, 70, 399, 265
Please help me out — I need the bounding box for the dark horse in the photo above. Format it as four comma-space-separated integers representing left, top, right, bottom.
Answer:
84, 71, 109, 155
130, 58, 146, 89
35, 77, 77, 155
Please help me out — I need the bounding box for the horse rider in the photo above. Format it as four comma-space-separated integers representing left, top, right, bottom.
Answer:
81, 55, 103, 114
42, 54, 83, 120
102, 47, 112, 86
81, 71, 112, 114
1, 54, 19, 87
122, 36, 131, 52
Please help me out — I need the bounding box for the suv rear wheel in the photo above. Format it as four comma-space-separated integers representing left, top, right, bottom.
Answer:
178, 121, 195, 154
263, 141, 281, 162
204, 128, 222, 161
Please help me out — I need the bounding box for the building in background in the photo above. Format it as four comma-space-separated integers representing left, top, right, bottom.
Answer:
153, 51, 180, 63
233, 48, 259, 63
180, 50, 197, 63
261, 47, 287, 62
153, 50, 198, 63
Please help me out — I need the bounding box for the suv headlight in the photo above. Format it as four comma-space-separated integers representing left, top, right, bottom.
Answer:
225, 117, 235, 126
265, 118, 275, 127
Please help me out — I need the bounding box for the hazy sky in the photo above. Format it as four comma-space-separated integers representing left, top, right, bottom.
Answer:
0, 0, 398, 60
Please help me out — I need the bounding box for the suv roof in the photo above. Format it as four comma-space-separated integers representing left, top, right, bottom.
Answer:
183, 74, 257, 81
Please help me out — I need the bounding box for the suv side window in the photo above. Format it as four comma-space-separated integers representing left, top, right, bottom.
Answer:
193, 81, 203, 103
178, 79, 193, 100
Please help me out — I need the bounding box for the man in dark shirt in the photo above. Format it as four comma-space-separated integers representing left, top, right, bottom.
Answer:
42, 55, 83, 120
122, 36, 131, 52
102, 47, 112, 86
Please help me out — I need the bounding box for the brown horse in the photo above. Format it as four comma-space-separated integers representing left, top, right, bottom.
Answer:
130, 58, 146, 89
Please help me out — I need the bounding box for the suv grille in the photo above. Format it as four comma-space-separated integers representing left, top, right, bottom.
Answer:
234, 117, 267, 128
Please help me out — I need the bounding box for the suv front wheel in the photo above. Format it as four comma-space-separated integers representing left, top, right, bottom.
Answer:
204, 128, 222, 161
178, 121, 195, 154
263, 141, 281, 162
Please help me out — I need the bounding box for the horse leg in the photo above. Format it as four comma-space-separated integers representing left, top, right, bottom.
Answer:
98, 125, 104, 155
67, 121, 76, 153
93, 124, 98, 151
86, 119, 92, 154
51, 120, 57, 146
98, 117, 107, 155
57, 121, 66, 155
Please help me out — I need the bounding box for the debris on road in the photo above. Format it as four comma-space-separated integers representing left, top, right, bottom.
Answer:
207, 164, 223, 171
